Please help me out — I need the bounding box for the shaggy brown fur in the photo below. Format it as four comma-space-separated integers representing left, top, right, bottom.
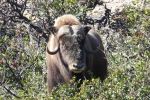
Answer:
46, 14, 108, 92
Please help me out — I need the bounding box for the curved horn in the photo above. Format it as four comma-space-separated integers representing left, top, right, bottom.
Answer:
47, 34, 60, 55
47, 45, 60, 55
47, 26, 68, 55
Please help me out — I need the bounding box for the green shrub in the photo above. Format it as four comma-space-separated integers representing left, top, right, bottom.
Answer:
0, 0, 150, 99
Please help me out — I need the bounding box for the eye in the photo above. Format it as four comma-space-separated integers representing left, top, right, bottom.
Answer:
61, 35, 74, 47
60, 34, 71, 41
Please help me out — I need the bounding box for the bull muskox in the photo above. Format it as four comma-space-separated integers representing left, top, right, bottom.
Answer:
46, 14, 108, 92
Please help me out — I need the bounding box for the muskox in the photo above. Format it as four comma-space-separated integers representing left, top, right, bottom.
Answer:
46, 14, 108, 92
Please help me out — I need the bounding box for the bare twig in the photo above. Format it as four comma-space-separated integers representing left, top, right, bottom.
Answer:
0, 83, 21, 98
4, 57, 24, 88
1, 0, 50, 40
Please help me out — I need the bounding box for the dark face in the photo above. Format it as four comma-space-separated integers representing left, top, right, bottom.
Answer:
59, 25, 87, 73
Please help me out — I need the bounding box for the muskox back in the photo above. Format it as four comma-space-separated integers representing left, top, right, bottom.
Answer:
46, 14, 108, 92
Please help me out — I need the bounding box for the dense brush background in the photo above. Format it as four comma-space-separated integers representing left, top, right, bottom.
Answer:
0, 0, 150, 99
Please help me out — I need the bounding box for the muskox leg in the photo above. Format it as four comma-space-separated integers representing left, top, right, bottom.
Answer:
47, 67, 57, 92
47, 62, 72, 92
47, 66, 65, 92
92, 50, 108, 82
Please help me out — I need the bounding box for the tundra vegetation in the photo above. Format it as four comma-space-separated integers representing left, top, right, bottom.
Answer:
0, 0, 150, 99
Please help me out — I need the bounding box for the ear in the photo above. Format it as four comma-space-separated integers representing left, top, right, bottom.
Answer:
83, 26, 91, 34
47, 34, 59, 55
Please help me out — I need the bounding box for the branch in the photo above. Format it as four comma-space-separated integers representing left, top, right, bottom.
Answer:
4, 57, 24, 88
2, 0, 49, 40
0, 83, 21, 98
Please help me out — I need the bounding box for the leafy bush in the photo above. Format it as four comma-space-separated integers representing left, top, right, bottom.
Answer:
0, 0, 150, 99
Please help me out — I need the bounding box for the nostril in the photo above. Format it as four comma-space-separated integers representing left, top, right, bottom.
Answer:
73, 64, 77, 68
73, 64, 84, 69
